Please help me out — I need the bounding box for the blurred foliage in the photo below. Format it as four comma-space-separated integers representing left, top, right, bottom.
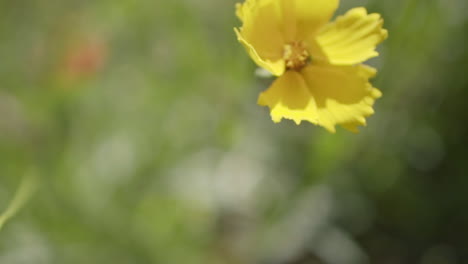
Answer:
0, 0, 467, 263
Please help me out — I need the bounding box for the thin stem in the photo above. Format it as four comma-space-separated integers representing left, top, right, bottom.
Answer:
0, 172, 38, 231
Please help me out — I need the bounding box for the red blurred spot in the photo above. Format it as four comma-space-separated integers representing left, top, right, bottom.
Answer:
63, 39, 108, 80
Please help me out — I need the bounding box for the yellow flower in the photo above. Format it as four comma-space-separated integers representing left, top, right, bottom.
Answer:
235, 0, 388, 132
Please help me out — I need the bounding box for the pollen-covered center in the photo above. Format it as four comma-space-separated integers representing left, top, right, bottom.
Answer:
283, 41, 310, 71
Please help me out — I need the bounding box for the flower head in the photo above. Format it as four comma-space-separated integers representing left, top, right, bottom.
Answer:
235, 0, 388, 132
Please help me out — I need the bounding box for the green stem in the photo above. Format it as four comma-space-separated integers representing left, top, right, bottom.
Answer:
0, 173, 38, 231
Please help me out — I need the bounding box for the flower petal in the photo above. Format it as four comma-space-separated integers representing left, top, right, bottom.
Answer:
235, 0, 286, 75
258, 70, 319, 125
294, 0, 339, 41
301, 63, 382, 132
235, 28, 286, 76
309, 7, 388, 65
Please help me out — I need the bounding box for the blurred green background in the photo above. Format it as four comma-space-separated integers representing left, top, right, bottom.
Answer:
0, 0, 467, 263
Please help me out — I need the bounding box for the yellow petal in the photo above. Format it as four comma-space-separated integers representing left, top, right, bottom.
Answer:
294, 0, 339, 41
258, 70, 319, 125
235, 28, 286, 76
235, 0, 286, 75
310, 7, 388, 65
300, 63, 382, 133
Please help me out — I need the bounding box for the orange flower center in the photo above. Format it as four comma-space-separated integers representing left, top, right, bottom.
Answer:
283, 41, 310, 71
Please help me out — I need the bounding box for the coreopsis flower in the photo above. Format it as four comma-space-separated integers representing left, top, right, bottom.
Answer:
235, 0, 388, 132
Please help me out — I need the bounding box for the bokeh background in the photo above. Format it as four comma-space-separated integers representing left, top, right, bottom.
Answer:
0, 0, 467, 263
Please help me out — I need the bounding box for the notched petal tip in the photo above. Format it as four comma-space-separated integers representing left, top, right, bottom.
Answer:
313, 7, 389, 65
323, 124, 337, 134
258, 71, 319, 126
341, 122, 360, 133
301, 64, 382, 133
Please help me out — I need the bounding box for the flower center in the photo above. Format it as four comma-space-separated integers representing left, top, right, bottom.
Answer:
283, 41, 310, 71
